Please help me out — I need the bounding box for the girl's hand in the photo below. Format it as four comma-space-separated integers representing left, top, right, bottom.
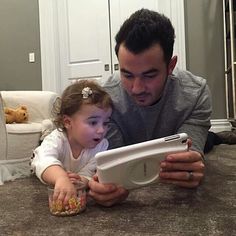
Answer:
53, 176, 77, 205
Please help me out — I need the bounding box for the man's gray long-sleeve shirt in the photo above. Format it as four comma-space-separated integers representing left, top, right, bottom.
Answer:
103, 68, 212, 154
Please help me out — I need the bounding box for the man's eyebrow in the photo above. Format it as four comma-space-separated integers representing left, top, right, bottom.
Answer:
120, 68, 132, 74
120, 68, 158, 74
142, 68, 158, 74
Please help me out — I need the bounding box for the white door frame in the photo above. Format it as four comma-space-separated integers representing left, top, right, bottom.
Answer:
38, 0, 186, 93
38, 0, 61, 93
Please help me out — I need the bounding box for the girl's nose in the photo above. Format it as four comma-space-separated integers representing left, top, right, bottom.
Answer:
97, 125, 105, 134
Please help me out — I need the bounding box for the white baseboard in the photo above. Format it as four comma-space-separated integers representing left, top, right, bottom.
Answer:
210, 119, 232, 133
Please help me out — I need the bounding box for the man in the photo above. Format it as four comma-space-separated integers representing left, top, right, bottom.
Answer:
88, 9, 212, 206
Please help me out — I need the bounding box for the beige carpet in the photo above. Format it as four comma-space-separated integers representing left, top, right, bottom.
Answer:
0, 144, 235, 235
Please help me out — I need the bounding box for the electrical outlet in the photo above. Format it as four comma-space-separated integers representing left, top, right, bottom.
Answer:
29, 52, 35, 63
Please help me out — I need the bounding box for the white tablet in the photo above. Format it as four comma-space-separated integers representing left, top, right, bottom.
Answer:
95, 133, 188, 190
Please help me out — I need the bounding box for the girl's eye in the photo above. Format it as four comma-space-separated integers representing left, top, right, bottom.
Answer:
89, 121, 98, 126
103, 121, 110, 127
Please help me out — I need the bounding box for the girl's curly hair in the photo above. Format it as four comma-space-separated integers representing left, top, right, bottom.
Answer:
54, 80, 113, 131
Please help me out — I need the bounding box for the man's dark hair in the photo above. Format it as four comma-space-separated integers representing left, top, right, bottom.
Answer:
115, 9, 175, 64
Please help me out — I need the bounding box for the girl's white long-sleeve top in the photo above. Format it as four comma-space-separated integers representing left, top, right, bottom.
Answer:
31, 129, 108, 183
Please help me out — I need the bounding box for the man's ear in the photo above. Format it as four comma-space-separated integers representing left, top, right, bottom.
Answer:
63, 115, 71, 129
167, 56, 177, 75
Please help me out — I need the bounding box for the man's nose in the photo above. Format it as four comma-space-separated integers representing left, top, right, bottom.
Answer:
132, 77, 145, 94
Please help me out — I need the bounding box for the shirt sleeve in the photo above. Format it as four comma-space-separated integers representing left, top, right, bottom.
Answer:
31, 130, 64, 183
78, 139, 109, 179
178, 84, 212, 155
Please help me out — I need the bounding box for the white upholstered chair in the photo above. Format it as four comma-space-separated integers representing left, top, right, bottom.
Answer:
0, 91, 60, 184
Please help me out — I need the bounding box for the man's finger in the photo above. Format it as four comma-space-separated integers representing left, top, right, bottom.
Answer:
160, 160, 205, 172
165, 150, 202, 162
159, 170, 204, 181
88, 180, 117, 194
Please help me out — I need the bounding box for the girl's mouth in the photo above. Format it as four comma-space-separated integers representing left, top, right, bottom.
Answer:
93, 138, 100, 142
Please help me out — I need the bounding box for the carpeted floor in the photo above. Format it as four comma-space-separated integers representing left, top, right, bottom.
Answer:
0, 144, 235, 236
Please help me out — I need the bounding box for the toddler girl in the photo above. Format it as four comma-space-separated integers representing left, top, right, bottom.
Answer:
31, 80, 113, 205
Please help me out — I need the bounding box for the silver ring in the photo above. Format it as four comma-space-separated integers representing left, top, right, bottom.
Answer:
188, 171, 194, 181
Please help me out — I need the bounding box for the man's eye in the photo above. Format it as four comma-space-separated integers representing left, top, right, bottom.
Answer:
144, 74, 157, 79
123, 73, 133, 79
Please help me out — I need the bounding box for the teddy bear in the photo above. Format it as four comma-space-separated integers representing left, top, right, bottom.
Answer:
4, 105, 29, 124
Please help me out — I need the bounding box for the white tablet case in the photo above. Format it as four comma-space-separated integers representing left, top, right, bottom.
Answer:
95, 133, 188, 190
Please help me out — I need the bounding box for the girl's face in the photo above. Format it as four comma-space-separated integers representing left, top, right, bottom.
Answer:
64, 104, 112, 150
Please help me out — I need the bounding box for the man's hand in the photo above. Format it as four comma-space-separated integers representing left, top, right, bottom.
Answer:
88, 175, 129, 207
159, 139, 205, 188
67, 171, 81, 184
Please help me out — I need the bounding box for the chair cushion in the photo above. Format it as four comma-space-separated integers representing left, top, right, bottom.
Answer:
6, 123, 42, 160
6, 123, 42, 134
7, 132, 42, 160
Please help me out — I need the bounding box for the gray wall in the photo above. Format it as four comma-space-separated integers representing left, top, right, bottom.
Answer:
185, 0, 226, 119
0, 0, 42, 90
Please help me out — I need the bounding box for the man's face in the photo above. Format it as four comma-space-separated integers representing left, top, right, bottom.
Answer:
118, 43, 176, 106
